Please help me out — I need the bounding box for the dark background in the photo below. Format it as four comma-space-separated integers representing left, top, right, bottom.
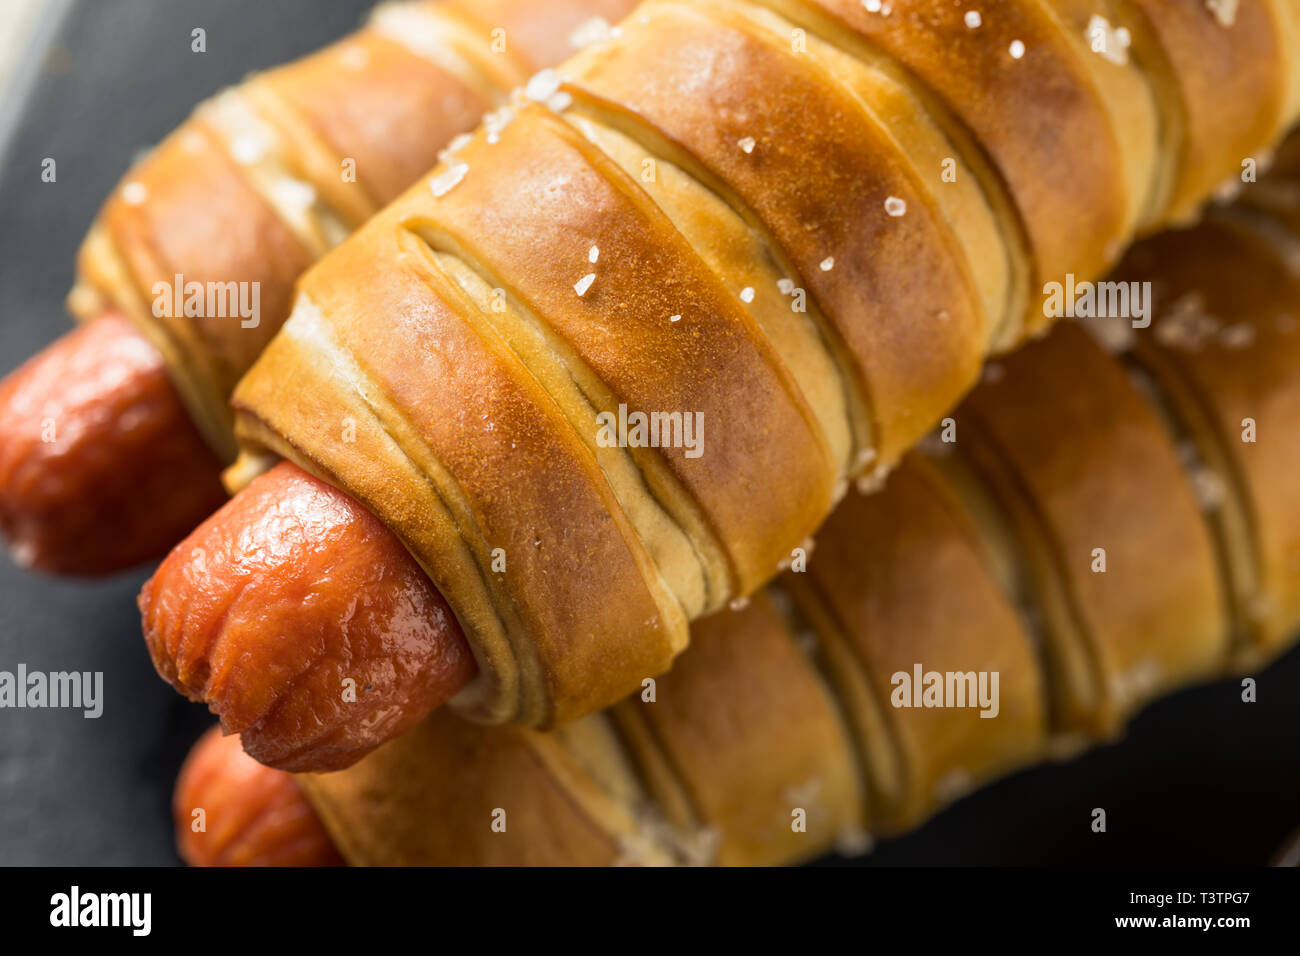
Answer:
0, 0, 1297, 866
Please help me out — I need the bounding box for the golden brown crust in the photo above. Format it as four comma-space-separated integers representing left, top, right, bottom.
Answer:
85, 122, 315, 460
1118, 214, 1300, 665
1121, 0, 1294, 223
298, 287, 1300, 862
444, 0, 642, 72
300, 711, 663, 866
789, 456, 1048, 832
71, 0, 646, 463
767, 0, 1135, 320
562, 112, 859, 481
611, 592, 863, 865
71, 0, 1297, 480
73, 20, 477, 460
952, 323, 1229, 736
249, 30, 488, 213
1050, 1, 1164, 213
225, 0, 1298, 733
287, 198, 1300, 860
1279, 0, 1300, 122
405, 109, 836, 596
236, 208, 688, 728
567, 1, 987, 464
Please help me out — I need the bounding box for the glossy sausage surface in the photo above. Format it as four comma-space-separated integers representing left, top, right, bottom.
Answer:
0, 313, 227, 575
141, 461, 477, 771
175, 725, 342, 866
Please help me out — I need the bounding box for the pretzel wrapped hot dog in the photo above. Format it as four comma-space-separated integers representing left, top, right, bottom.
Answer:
212, 0, 1300, 729
0, 0, 640, 573
176, 192, 1300, 863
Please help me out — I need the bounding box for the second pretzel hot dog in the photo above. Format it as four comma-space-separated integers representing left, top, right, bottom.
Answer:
0, 0, 640, 574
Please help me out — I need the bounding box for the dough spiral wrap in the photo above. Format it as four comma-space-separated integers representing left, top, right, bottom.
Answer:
229, 0, 1300, 725
67, 0, 640, 462
299, 174, 1300, 863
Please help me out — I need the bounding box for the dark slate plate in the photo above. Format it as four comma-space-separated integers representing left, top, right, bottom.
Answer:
0, 0, 1297, 867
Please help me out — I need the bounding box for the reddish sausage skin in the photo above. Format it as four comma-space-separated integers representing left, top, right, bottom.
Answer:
140, 461, 477, 772
0, 313, 227, 574
175, 725, 342, 866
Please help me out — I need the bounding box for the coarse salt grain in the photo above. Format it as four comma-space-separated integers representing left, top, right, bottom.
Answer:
1206, 0, 1239, 27
777, 278, 795, 295
819, 256, 835, 272
429, 162, 468, 197
524, 69, 563, 102
574, 273, 596, 296
855, 468, 888, 495
230, 130, 270, 166
570, 17, 613, 48
669, 313, 682, 323
121, 181, 148, 205
1009, 39, 1026, 59
271, 178, 317, 212
964, 10, 981, 28
884, 196, 906, 216
738, 136, 756, 154
589, 245, 599, 263
739, 286, 755, 303
482, 106, 514, 145
1189, 463, 1226, 511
